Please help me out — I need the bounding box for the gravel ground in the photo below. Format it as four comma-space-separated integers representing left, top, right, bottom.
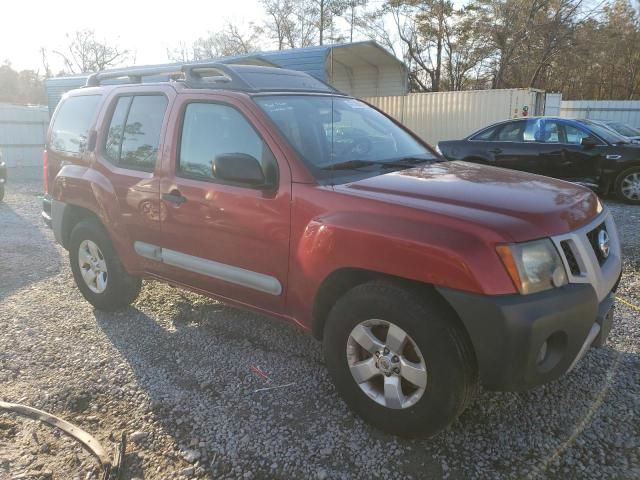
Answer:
0, 167, 638, 480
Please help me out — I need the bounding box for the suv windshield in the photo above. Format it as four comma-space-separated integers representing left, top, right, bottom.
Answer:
254, 95, 436, 182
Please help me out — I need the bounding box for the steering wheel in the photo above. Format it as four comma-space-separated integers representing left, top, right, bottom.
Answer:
352, 137, 372, 156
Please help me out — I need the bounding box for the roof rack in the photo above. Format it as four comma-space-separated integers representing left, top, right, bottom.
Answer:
84, 62, 341, 94
85, 63, 251, 89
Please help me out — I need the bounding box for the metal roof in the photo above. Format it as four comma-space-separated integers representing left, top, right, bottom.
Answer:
44, 41, 406, 113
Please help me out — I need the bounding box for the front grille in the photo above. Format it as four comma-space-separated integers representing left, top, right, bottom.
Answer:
561, 240, 581, 275
586, 223, 608, 265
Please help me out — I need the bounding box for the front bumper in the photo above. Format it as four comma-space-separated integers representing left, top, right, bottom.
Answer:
437, 281, 618, 391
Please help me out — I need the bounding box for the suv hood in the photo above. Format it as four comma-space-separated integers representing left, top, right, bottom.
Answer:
334, 161, 600, 242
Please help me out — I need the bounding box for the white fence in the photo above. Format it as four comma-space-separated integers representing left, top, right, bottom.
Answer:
362, 88, 545, 145
0, 103, 49, 167
559, 100, 640, 127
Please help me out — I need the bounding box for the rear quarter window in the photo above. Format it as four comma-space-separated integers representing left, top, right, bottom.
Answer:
50, 95, 102, 154
471, 124, 500, 141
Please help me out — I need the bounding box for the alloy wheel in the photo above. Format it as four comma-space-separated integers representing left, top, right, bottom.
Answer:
346, 319, 427, 409
621, 171, 640, 201
78, 240, 108, 294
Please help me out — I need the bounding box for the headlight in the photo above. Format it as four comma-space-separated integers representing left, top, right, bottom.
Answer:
434, 144, 443, 156
496, 239, 568, 295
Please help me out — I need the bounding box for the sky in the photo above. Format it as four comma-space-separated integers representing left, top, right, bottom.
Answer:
2, 0, 266, 72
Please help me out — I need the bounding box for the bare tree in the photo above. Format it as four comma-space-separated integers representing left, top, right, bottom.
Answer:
316, 0, 350, 44
293, 1, 320, 47
167, 22, 261, 63
343, 0, 368, 42
39, 47, 52, 78
167, 41, 197, 63
53, 30, 130, 73
261, 0, 299, 49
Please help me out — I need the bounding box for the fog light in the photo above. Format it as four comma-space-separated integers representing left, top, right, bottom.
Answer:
536, 331, 568, 373
536, 341, 548, 365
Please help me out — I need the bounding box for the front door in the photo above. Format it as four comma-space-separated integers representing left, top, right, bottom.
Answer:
156, 95, 292, 313
554, 121, 603, 185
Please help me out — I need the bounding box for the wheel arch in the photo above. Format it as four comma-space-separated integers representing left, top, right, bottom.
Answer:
58, 203, 102, 250
310, 267, 473, 348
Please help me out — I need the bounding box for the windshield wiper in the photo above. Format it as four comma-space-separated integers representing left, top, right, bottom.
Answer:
321, 160, 377, 170
378, 156, 435, 169
321, 156, 436, 172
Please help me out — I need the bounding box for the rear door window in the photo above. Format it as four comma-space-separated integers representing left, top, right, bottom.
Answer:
103, 95, 168, 171
50, 95, 102, 154
495, 121, 526, 142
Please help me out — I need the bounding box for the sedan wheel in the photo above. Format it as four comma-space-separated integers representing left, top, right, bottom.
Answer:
620, 171, 640, 202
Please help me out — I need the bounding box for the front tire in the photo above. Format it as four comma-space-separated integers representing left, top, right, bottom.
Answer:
323, 281, 478, 438
615, 166, 640, 204
0, 184, 5, 202
69, 218, 141, 311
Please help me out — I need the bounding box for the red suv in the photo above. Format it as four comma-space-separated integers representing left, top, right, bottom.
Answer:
42, 64, 622, 437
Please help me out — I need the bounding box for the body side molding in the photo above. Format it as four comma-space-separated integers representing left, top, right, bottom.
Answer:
134, 241, 282, 296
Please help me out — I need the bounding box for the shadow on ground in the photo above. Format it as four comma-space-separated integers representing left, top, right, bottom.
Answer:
94, 289, 638, 479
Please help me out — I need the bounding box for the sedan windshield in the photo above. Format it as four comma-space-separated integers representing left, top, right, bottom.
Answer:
606, 121, 640, 138
578, 120, 629, 144
254, 95, 437, 182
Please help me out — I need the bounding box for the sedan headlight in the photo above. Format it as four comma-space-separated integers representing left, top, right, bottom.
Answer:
496, 239, 568, 295
434, 144, 443, 156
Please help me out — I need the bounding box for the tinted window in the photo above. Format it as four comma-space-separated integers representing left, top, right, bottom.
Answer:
606, 121, 640, 137
105, 97, 131, 162
577, 120, 625, 144
472, 125, 500, 141
539, 120, 561, 143
564, 124, 590, 145
496, 121, 525, 142
103, 95, 167, 171
523, 118, 542, 142
179, 103, 277, 184
50, 95, 102, 154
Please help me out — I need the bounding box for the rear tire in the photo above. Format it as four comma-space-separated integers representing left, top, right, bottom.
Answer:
69, 218, 141, 311
615, 166, 640, 204
323, 281, 478, 438
0, 185, 5, 202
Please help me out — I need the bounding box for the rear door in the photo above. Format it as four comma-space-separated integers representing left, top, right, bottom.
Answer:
92, 86, 175, 272
156, 93, 292, 313
488, 120, 543, 172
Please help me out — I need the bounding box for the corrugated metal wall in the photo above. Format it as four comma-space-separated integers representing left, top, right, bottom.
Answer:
544, 93, 562, 116
0, 103, 49, 167
363, 89, 542, 145
559, 100, 640, 127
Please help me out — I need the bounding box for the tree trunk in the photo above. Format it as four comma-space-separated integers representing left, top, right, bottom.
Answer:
320, 0, 325, 45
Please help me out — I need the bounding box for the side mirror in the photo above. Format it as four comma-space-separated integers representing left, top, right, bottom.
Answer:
212, 153, 266, 187
581, 137, 598, 148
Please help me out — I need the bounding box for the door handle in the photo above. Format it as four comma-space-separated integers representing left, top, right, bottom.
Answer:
162, 191, 187, 206
489, 148, 502, 154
